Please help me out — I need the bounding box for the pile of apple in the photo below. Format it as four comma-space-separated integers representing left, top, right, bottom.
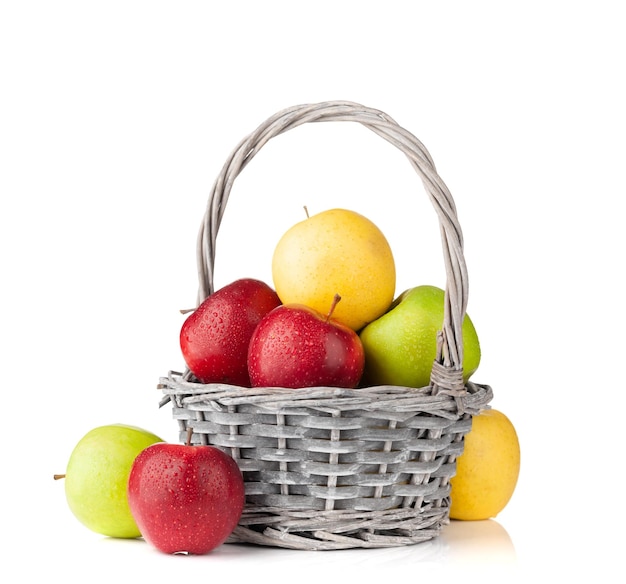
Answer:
180, 207, 481, 391
56, 423, 245, 555
56, 207, 520, 556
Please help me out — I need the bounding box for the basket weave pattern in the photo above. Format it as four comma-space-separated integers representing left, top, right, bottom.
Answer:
159, 101, 493, 550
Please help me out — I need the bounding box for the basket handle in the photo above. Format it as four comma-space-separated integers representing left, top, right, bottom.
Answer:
196, 101, 469, 393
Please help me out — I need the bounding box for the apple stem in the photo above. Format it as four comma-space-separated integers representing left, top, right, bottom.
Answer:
53, 474, 65, 480
303, 205, 309, 218
186, 426, 193, 447
326, 294, 342, 322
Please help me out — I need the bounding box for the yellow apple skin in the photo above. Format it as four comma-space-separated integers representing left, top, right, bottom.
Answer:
450, 409, 521, 520
359, 285, 480, 388
272, 208, 396, 331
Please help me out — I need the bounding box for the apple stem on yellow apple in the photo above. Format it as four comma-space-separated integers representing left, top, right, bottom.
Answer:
326, 294, 342, 323
303, 205, 310, 218
53, 474, 65, 480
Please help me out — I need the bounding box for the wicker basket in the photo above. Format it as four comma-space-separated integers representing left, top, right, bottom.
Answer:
158, 101, 493, 550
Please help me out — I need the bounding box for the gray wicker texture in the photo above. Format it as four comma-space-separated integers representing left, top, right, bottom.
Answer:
159, 101, 493, 550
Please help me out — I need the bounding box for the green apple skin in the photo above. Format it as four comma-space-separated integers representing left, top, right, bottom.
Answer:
64, 424, 163, 538
359, 285, 481, 388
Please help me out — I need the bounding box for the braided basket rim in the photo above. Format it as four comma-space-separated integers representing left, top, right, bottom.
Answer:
159, 370, 493, 419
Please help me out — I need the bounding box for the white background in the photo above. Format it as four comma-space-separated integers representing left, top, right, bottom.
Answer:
2, 1, 624, 581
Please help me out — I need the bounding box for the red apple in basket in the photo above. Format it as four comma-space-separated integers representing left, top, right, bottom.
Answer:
247, 294, 365, 388
180, 278, 281, 386
127, 438, 245, 555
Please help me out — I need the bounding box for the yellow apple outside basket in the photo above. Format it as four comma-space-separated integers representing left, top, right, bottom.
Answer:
158, 101, 493, 550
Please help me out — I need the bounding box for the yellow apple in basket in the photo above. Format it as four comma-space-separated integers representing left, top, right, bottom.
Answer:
272, 208, 396, 331
359, 285, 481, 388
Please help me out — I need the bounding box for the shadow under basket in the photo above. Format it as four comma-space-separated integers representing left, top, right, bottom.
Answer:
158, 101, 494, 550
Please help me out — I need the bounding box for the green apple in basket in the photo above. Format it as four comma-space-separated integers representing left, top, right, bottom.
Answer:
359, 285, 481, 388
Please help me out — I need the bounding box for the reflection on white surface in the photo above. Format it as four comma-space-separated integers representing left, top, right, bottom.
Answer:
440, 519, 517, 564
202, 517, 516, 569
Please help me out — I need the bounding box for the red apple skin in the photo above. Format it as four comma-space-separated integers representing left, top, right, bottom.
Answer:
127, 443, 245, 555
180, 278, 281, 386
247, 303, 365, 389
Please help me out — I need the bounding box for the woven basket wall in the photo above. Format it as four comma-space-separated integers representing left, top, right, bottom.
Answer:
159, 101, 493, 550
